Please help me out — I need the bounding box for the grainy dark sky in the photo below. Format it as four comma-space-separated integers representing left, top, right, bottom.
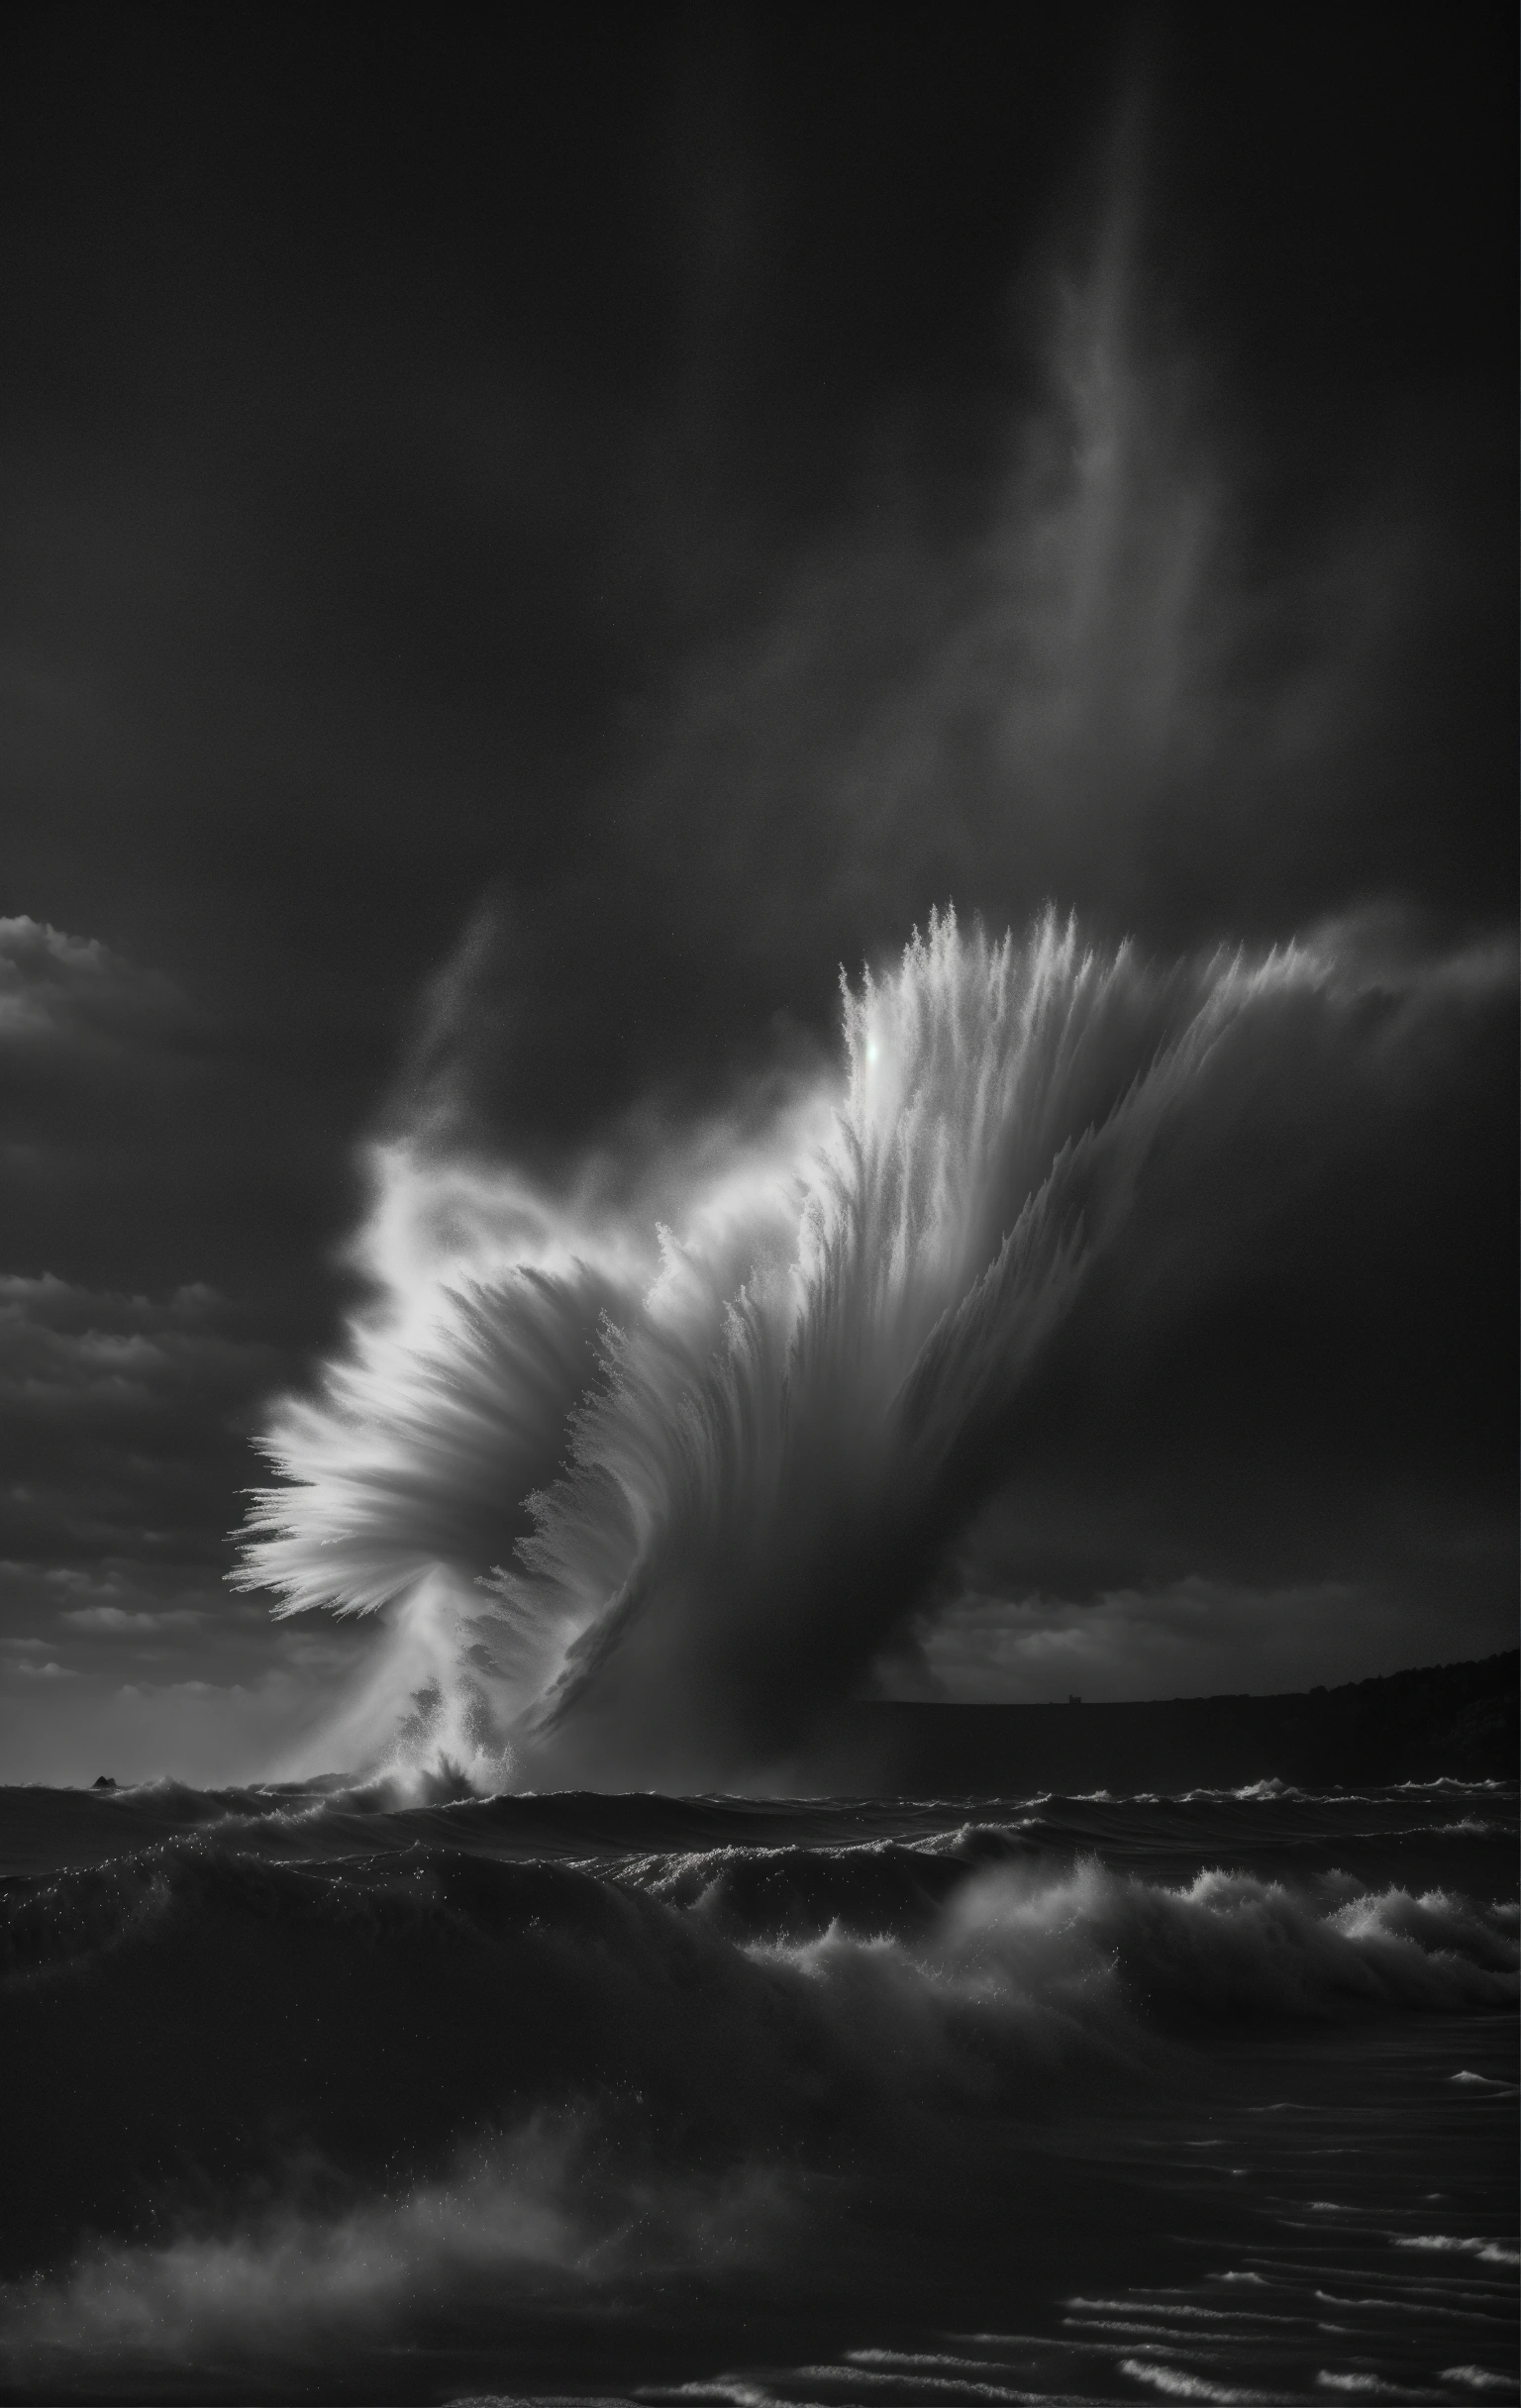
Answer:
1, 4, 1514, 1780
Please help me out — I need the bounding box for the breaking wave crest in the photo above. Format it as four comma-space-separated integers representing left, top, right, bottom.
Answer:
1, 1829, 1512, 2377
231, 907, 1511, 1790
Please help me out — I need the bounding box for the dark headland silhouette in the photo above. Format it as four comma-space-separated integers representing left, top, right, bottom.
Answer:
63, 1654, 1516, 1801
821, 1651, 1518, 1796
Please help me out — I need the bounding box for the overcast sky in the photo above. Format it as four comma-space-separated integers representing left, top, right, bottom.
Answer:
1, 6, 1514, 1783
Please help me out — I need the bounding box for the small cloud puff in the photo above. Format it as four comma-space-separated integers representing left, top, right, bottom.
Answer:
0, 916, 179, 1053
61, 1604, 203, 1634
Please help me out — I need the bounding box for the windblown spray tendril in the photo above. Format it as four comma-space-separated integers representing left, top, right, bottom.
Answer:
233, 905, 1347, 1790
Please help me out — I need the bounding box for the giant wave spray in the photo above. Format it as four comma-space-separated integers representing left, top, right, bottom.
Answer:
233, 905, 1489, 1790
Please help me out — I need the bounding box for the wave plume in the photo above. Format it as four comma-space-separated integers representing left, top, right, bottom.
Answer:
233, 907, 1510, 1789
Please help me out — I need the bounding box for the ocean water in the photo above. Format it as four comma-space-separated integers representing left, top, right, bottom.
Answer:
0, 1775, 1514, 2407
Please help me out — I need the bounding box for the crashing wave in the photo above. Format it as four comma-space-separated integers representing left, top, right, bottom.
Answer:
1, 1836, 1513, 2377
232, 906, 1511, 1791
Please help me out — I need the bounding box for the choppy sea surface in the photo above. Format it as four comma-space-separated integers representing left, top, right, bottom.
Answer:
0, 1774, 1514, 2406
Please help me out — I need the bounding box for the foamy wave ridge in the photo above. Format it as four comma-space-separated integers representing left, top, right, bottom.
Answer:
1, 1849, 1511, 2377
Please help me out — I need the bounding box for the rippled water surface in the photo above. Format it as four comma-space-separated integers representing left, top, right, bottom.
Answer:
1, 1776, 1514, 2404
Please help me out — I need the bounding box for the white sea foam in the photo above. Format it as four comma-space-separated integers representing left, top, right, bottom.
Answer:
1313, 2377, 1403, 2397
1119, 2363, 1273, 2402
1395, 2238, 1520, 2268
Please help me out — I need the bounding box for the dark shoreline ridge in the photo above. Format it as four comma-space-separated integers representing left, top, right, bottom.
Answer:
819, 1650, 1519, 1795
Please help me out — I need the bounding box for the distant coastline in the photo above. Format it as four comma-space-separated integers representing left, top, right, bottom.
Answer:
822, 1650, 1519, 1796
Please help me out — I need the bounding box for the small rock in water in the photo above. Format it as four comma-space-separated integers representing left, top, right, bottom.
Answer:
90, 1775, 116, 1790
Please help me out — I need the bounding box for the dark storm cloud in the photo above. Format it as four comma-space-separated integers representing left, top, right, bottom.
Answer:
5, 10, 1508, 1107
0, 917, 197, 1278
0, 915, 341, 1768
391, 113, 1514, 1167
0, 1269, 277, 1567
0, 920, 281, 1567
0, 7, 1512, 1769
0, 916, 175, 1046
